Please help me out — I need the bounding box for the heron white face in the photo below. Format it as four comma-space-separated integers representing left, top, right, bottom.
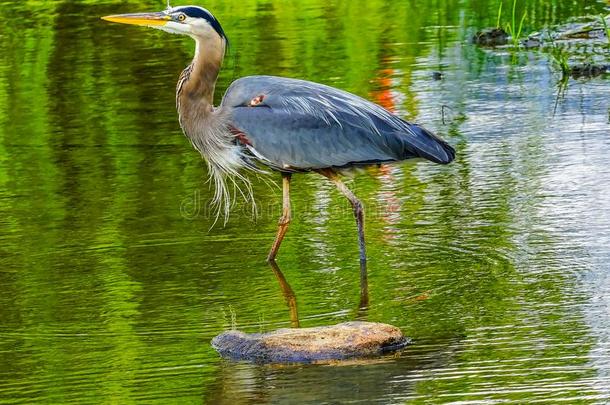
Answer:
157, 8, 221, 40
102, 6, 226, 42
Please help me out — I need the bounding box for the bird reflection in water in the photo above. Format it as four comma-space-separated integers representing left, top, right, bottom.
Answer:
268, 261, 300, 328
268, 260, 370, 327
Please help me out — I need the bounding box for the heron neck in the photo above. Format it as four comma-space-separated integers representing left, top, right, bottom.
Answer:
177, 36, 225, 115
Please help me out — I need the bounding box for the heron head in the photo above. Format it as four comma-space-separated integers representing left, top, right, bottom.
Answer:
102, 5, 227, 43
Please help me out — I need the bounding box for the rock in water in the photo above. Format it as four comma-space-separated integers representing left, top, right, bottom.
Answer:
472, 28, 509, 46
212, 321, 409, 363
570, 63, 610, 79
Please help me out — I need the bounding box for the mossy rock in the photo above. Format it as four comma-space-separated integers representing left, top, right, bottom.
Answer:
570, 63, 610, 79
212, 321, 409, 364
473, 28, 509, 46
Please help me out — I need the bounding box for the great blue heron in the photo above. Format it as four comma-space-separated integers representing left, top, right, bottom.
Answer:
102, 6, 455, 269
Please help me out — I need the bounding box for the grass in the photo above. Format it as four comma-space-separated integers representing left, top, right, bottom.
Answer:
496, 2, 503, 28
548, 37, 571, 81
547, 37, 571, 115
497, 0, 527, 47
601, 14, 610, 45
222, 304, 238, 330
550, 49, 570, 78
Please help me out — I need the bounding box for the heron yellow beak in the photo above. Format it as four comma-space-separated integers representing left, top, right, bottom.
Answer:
101, 12, 171, 27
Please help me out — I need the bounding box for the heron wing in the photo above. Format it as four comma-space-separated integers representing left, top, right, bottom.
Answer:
221, 75, 455, 171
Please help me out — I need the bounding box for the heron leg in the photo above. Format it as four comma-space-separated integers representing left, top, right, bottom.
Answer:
267, 173, 292, 262
318, 170, 368, 304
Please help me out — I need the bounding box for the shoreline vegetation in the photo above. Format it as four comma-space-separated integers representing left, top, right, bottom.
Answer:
474, 4, 609, 81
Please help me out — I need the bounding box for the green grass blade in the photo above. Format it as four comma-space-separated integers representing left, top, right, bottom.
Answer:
496, 2, 503, 28
516, 10, 527, 40
601, 14, 610, 45
512, 0, 517, 36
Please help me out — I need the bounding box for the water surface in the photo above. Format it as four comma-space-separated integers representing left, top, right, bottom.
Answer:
1, 0, 610, 403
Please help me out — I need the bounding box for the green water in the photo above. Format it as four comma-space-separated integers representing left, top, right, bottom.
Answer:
1, 0, 610, 403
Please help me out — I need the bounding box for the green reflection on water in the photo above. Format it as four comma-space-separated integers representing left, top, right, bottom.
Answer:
1, 0, 609, 403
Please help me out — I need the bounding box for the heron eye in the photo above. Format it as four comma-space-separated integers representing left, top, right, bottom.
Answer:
178, 14, 186, 22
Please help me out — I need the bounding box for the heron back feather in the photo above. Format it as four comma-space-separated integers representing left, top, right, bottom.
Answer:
222, 76, 455, 171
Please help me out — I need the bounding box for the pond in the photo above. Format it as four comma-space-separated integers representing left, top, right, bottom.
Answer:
1, 0, 609, 403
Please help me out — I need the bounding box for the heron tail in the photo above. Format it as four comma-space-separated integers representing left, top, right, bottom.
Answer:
395, 124, 456, 165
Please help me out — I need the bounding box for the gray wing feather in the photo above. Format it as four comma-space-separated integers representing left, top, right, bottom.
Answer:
221, 76, 455, 171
